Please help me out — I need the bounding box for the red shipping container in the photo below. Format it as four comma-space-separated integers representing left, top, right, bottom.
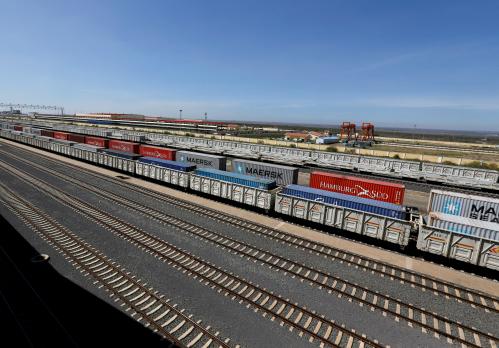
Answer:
85, 136, 109, 148
108, 140, 140, 154
53, 131, 69, 140
14, 125, 23, 131
67, 133, 85, 143
139, 145, 176, 160
309, 171, 405, 205
40, 130, 54, 137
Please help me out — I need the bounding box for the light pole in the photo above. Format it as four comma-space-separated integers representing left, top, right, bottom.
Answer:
179, 109, 183, 120
204, 112, 207, 121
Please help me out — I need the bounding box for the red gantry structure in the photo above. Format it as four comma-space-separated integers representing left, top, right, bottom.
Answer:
360, 122, 375, 142
339, 122, 357, 143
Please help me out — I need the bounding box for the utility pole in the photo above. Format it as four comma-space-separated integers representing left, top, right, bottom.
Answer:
179, 109, 183, 120
204, 112, 207, 121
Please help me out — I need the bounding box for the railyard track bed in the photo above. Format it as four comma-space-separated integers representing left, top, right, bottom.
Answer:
1, 142, 498, 347
0, 183, 234, 348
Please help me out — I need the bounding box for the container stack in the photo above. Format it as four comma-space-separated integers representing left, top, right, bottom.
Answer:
195, 168, 277, 190
428, 189, 499, 240
231, 159, 298, 186
138, 157, 196, 172
281, 184, 406, 219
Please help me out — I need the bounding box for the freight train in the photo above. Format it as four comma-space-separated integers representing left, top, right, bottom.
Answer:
1, 125, 498, 272
1, 117, 498, 191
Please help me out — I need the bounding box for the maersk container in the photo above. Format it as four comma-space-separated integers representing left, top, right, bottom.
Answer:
195, 168, 277, 190
103, 149, 142, 160
282, 184, 406, 219
231, 159, 298, 186
109, 139, 140, 154
177, 151, 226, 170
139, 145, 176, 160
309, 171, 405, 205
138, 157, 196, 172
428, 189, 499, 226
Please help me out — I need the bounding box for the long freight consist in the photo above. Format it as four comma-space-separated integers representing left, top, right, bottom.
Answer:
1, 125, 498, 271
12, 117, 499, 190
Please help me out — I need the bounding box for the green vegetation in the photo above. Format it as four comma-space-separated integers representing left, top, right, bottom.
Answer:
392, 154, 400, 159
325, 146, 338, 152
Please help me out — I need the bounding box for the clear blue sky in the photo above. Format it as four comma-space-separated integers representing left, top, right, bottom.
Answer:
2, 0, 499, 130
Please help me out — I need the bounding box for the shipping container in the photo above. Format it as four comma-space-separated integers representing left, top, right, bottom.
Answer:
40, 130, 54, 138
73, 143, 104, 153
231, 159, 298, 186
428, 189, 499, 227
53, 131, 69, 140
108, 139, 140, 154
139, 145, 176, 160
316, 136, 339, 144
67, 133, 86, 143
102, 149, 142, 160
85, 136, 109, 148
190, 174, 276, 210
176, 150, 226, 170
309, 171, 405, 205
136, 161, 191, 187
281, 184, 406, 220
195, 168, 277, 190
13, 125, 23, 131
428, 213, 499, 241
31, 128, 42, 135
138, 157, 195, 172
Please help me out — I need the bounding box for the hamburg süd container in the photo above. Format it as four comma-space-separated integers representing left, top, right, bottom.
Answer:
138, 157, 196, 172
67, 133, 86, 143
177, 151, 226, 170
309, 171, 405, 205
139, 145, 176, 160
108, 139, 140, 154
428, 189, 499, 226
195, 168, 277, 190
85, 136, 109, 148
53, 131, 69, 140
103, 149, 142, 160
231, 159, 298, 186
282, 184, 406, 219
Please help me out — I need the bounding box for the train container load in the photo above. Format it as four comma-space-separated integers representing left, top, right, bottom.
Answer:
139, 145, 176, 160
53, 131, 69, 140
309, 171, 405, 205
108, 139, 140, 154
67, 133, 86, 143
195, 168, 277, 190
13, 125, 23, 131
138, 157, 196, 172
231, 159, 298, 186
177, 150, 227, 170
102, 149, 142, 160
281, 184, 407, 220
73, 143, 104, 153
428, 212, 499, 241
428, 189, 499, 226
40, 129, 54, 138
31, 128, 42, 135
85, 136, 109, 148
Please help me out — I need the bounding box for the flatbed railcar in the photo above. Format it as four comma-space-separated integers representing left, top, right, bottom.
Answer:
1, 128, 498, 271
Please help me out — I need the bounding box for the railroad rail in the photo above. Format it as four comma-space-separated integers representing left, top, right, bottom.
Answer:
2, 149, 498, 348
0, 159, 384, 348
2, 143, 498, 311
0, 183, 234, 348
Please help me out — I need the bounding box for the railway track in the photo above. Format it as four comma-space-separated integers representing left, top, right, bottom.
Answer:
2, 143, 498, 311
0, 159, 385, 348
0, 183, 234, 348
2, 150, 498, 348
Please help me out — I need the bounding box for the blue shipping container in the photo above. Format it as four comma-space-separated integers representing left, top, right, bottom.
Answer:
103, 149, 142, 160
195, 168, 277, 191
282, 184, 406, 220
139, 157, 196, 172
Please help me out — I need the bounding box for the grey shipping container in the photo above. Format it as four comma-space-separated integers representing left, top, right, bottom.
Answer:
231, 158, 298, 186
428, 215, 499, 241
428, 189, 499, 226
73, 143, 104, 152
176, 150, 226, 170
